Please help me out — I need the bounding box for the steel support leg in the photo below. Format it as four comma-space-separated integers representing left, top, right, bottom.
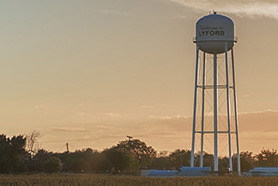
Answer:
190, 46, 200, 167
200, 52, 206, 167
213, 54, 218, 172
225, 42, 233, 171
231, 48, 241, 175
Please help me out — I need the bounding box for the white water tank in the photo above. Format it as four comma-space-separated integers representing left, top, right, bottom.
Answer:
195, 12, 236, 54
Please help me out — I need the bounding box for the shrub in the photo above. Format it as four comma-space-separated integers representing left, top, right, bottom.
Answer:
44, 157, 62, 173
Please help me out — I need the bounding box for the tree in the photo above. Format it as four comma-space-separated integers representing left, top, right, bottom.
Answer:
56, 148, 111, 173
232, 151, 254, 172
194, 152, 214, 168
111, 139, 156, 169
103, 149, 131, 172
0, 134, 26, 173
27, 149, 53, 172
44, 157, 62, 173
169, 149, 191, 169
255, 149, 278, 167
152, 157, 171, 170
25, 130, 41, 158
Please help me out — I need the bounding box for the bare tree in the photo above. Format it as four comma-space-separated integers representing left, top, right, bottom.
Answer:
25, 130, 41, 157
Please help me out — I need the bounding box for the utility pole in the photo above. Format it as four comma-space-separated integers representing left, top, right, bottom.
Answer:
66, 143, 69, 153
127, 136, 133, 152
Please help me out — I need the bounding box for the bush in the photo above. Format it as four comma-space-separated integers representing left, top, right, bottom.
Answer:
44, 157, 62, 173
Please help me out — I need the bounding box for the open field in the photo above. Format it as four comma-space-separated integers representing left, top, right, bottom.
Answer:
0, 174, 278, 186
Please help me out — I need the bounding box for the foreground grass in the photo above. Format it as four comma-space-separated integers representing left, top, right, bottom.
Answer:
0, 174, 278, 186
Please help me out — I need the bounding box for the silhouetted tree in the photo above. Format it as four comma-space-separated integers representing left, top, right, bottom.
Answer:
232, 151, 254, 172
218, 157, 230, 171
169, 149, 191, 169
110, 139, 156, 169
0, 134, 26, 173
194, 152, 214, 169
25, 130, 41, 158
57, 148, 111, 173
255, 149, 278, 167
44, 157, 62, 173
152, 157, 172, 170
26, 149, 54, 172
103, 149, 131, 172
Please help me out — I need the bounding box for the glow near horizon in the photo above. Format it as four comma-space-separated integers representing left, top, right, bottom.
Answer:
0, 0, 278, 154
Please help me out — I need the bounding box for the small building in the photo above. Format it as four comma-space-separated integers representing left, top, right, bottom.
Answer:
248, 167, 278, 177
179, 167, 211, 177
145, 167, 211, 177
146, 170, 179, 177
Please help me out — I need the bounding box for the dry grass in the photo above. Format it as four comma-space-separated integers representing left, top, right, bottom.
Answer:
0, 174, 277, 186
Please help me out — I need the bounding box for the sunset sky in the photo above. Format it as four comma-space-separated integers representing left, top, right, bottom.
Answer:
1, 0, 278, 154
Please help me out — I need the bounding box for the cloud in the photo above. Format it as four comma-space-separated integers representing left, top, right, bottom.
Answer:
88, 113, 122, 118
144, 110, 278, 138
91, 9, 130, 16
238, 109, 278, 132
242, 95, 250, 98
91, 7, 193, 20
169, 0, 278, 19
79, 102, 85, 107
139, 104, 180, 110
149, 114, 189, 120
33, 105, 46, 109
50, 127, 90, 133
72, 112, 123, 123
139, 105, 153, 109
44, 109, 278, 153
144, 110, 278, 152
238, 109, 278, 115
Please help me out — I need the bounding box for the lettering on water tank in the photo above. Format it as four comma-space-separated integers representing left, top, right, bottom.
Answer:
198, 25, 225, 37
200, 26, 219, 30
199, 30, 225, 36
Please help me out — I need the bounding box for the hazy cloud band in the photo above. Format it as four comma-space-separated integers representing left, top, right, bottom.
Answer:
169, 0, 278, 19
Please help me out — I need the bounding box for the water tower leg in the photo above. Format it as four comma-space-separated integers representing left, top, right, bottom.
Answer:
190, 46, 200, 167
231, 48, 241, 175
213, 54, 218, 172
225, 42, 233, 172
200, 52, 206, 168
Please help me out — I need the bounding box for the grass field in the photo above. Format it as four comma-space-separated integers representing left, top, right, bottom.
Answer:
0, 174, 278, 186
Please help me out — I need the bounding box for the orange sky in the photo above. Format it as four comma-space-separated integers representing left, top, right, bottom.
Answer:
1, 0, 278, 154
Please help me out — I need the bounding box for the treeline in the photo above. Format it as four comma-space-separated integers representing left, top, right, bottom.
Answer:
0, 133, 277, 174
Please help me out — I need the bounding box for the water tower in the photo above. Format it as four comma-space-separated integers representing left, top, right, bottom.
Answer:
190, 12, 241, 175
